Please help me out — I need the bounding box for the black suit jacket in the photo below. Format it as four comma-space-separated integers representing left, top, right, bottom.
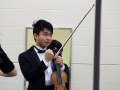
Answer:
18, 46, 69, 90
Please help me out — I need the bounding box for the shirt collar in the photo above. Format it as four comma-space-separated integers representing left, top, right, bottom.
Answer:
35, 45, 47, 50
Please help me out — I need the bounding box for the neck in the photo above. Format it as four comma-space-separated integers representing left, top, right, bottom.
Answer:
35, 43, 45, 49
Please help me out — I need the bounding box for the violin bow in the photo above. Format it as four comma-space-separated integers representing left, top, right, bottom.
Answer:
55, 4, 95, 56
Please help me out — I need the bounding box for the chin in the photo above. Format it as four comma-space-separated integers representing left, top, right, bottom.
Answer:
46, 43, 50, 46
44, 45, 47, 47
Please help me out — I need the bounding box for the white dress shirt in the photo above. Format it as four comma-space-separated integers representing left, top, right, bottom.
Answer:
34, 46, 65, 86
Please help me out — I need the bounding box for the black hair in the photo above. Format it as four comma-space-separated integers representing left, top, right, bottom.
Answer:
47, 40, 63, 56
47, 40, 62, 50
33, 19, 53, 41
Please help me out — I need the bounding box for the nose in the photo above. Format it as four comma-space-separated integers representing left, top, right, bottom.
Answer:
46, 35, 52, 40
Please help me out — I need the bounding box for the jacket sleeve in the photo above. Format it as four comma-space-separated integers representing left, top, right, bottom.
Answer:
0, 46, 14, 74
18, 53, 48, 82
64, 64, 69, 90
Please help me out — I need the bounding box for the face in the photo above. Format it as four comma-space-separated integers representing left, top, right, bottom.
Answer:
34, 28, 53, 48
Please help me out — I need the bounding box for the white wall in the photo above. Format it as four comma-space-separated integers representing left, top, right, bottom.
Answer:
0, 0, 120, 90
100, 1, 120, 90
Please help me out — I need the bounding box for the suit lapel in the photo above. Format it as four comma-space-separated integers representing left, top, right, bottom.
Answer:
31, 50, 40, 63
29, 46, 40, 63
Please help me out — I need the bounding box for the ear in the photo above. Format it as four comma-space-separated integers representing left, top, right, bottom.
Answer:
33, 33, 38, 40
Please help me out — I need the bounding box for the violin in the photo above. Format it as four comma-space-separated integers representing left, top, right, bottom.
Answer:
51, 47, 68, 90
51, 65, 67, 90
51, 4, 95, 90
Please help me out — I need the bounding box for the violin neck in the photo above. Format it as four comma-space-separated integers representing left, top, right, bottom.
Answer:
56, 64, 62, 85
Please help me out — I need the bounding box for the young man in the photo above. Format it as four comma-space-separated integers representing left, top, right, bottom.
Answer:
18, 20, 69, 90
25, 39, 69, 90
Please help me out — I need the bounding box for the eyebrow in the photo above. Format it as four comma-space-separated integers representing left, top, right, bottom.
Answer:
43, 31, 52, 35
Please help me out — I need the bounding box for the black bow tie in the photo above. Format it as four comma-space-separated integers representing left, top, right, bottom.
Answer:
34, 46, 46, 53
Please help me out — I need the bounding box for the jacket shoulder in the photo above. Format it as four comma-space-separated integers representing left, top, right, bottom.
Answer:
19, 46, 34, 56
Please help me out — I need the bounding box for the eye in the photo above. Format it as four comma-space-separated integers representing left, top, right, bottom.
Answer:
43, 33, 48, 36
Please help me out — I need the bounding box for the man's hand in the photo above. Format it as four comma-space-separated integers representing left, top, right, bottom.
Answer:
44, 49, 54, 62
54, 56, 64, 68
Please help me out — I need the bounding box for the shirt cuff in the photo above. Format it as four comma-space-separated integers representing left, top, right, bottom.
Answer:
43, 58, 48, 67
60, 64, 65, 71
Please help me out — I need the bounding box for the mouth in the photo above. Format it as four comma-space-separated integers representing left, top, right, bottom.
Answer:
45, 42, 51, 44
